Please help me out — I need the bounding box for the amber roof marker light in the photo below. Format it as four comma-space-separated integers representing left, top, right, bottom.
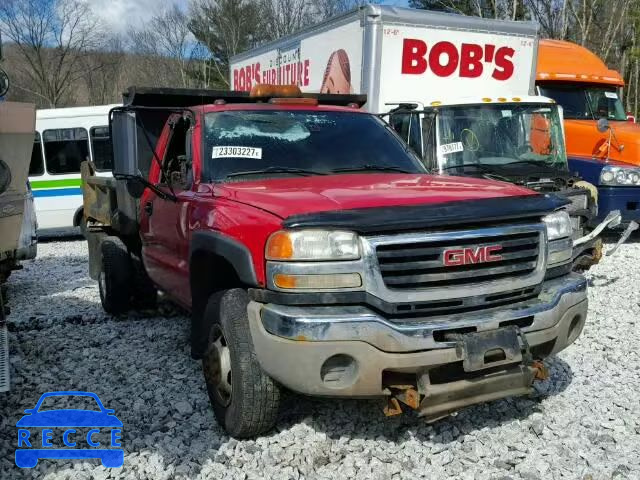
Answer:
250, 84, 303, 98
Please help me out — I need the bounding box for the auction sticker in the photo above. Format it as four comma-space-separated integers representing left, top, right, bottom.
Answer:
604, 92, 618, 99
438, 142, 464, 155
212, 146, 262, 159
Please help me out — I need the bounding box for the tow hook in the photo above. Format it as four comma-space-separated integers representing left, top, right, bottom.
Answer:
381, 328, 549, 418
382, 374, 421, 416
532, 360, 550, 380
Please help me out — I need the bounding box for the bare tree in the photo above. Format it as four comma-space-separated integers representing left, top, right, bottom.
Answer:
259, 0, 314, 40
311, 0, 369, 21
81, 36, 126, 105
527, 0, 570, 39
189, 0, 265, 87
0, 0, 104, 107
129, 5, 195, 88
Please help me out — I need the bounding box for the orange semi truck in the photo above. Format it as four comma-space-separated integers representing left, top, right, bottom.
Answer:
537, 40, 640, 226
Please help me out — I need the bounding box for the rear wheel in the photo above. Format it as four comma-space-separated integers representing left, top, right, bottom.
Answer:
202, 289, 281, 438
99, 236, 132, 314
131, 255, 157, 309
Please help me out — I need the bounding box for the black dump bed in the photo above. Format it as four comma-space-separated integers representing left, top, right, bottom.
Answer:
122, 86, 367, 108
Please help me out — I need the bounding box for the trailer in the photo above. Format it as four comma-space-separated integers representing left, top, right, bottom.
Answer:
231, 5, 538, 109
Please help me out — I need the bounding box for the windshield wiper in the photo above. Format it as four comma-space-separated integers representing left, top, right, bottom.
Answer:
331, 164, 415, 174
225, 166, 328, 179
497, 160, 564, 170
439, 163, 512, 182
440, 163, 494, 172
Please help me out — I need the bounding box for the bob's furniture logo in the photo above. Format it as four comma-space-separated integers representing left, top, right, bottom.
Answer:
15, 391, 123, 468
401, 39, 515, 80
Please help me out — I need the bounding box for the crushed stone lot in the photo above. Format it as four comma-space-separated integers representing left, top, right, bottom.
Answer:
1, 239, 639, 480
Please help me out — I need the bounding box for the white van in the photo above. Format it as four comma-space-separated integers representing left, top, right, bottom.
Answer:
28, 105, 119, 232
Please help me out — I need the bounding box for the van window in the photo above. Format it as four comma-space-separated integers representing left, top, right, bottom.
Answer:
43, 128, 90, 174
90, 126, 113, 171
29, 132, 44, 176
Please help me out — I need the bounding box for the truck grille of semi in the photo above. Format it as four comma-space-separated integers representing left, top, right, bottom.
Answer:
376, 231, 541, 290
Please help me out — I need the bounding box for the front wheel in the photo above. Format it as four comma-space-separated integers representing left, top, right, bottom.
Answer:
202, 289, 281, 438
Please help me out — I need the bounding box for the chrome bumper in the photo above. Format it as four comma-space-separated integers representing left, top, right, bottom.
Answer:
248, 273, 588, 397
257, 273, 587, 353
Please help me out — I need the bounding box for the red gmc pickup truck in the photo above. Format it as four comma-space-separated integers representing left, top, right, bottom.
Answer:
82, 86, 588, 438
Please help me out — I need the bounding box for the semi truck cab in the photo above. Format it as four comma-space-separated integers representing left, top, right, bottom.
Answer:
537, 39, 640, 227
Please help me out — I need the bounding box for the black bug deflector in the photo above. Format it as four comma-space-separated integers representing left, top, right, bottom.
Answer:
282, 194, 569, 234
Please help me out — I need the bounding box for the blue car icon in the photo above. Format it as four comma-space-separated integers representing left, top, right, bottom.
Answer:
16, 391, 123, 468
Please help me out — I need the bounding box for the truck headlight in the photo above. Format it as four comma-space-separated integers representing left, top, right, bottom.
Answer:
600, 165, 640, 186
543, 211, 572, 240
266, 230, 360, 261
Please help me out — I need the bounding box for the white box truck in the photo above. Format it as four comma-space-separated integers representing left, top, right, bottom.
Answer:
231, 5, 626, 268
230, 5, 538, 109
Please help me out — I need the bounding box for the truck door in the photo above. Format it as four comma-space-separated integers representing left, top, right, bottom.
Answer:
140, 115, 195, 306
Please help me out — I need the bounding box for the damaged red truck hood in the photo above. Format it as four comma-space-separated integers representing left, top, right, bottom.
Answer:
213, 173, 537, 219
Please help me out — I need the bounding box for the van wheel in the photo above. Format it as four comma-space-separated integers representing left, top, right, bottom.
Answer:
202, 289, 281, 438
99, 237, 132, 314
131, 255, 157, 309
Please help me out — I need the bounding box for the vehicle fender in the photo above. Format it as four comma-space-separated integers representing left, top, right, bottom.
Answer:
188, 231, 258, 358
189, 231, 258, 287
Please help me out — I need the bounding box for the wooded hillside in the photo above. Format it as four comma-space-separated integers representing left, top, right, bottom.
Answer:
1, 0, 639, 115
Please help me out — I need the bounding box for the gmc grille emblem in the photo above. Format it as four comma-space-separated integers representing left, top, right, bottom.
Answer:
443, 245, 503, 266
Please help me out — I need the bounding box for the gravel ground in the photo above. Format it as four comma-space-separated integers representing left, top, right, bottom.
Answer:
1, 239, 639, 480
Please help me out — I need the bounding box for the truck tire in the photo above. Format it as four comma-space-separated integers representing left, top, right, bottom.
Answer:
131, 255, 157, 309
202, 288, 281, 438
99, 237, 132, 315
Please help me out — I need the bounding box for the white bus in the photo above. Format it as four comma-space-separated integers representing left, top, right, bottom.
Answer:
28, 105, 119, 233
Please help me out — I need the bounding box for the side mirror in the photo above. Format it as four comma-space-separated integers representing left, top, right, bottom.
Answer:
597, 117, 610, 133
111, 109, 139, 177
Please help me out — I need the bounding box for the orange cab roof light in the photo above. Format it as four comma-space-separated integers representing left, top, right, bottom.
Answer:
269, 97, 319, 106
250, 84, 302, 98
536, 39, 624, 86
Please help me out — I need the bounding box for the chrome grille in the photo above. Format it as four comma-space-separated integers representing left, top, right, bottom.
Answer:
376, 230, 541, 290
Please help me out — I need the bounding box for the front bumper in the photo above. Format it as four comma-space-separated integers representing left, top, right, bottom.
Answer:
593, 186, 640, 226
249, 273, 587, 400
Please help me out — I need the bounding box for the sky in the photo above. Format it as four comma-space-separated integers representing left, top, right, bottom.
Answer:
83, 0, 409, 36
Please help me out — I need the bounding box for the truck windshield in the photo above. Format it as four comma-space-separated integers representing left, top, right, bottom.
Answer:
538, 83, 626, 121
437, 104, 567, 172
203, 110, 426, 181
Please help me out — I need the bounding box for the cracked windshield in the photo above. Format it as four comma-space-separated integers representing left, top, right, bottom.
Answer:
203, 110, 425, 181
437, 104, 567, 174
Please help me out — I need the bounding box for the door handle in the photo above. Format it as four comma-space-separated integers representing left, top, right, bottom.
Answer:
144, 201, 153, 216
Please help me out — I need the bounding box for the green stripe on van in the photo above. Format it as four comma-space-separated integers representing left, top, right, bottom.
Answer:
30, 178, 82, 189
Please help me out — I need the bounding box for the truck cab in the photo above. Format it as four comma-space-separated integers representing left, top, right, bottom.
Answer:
83, 86, 588, 438
537, 39, 640, 227
387, 95, 612, 268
